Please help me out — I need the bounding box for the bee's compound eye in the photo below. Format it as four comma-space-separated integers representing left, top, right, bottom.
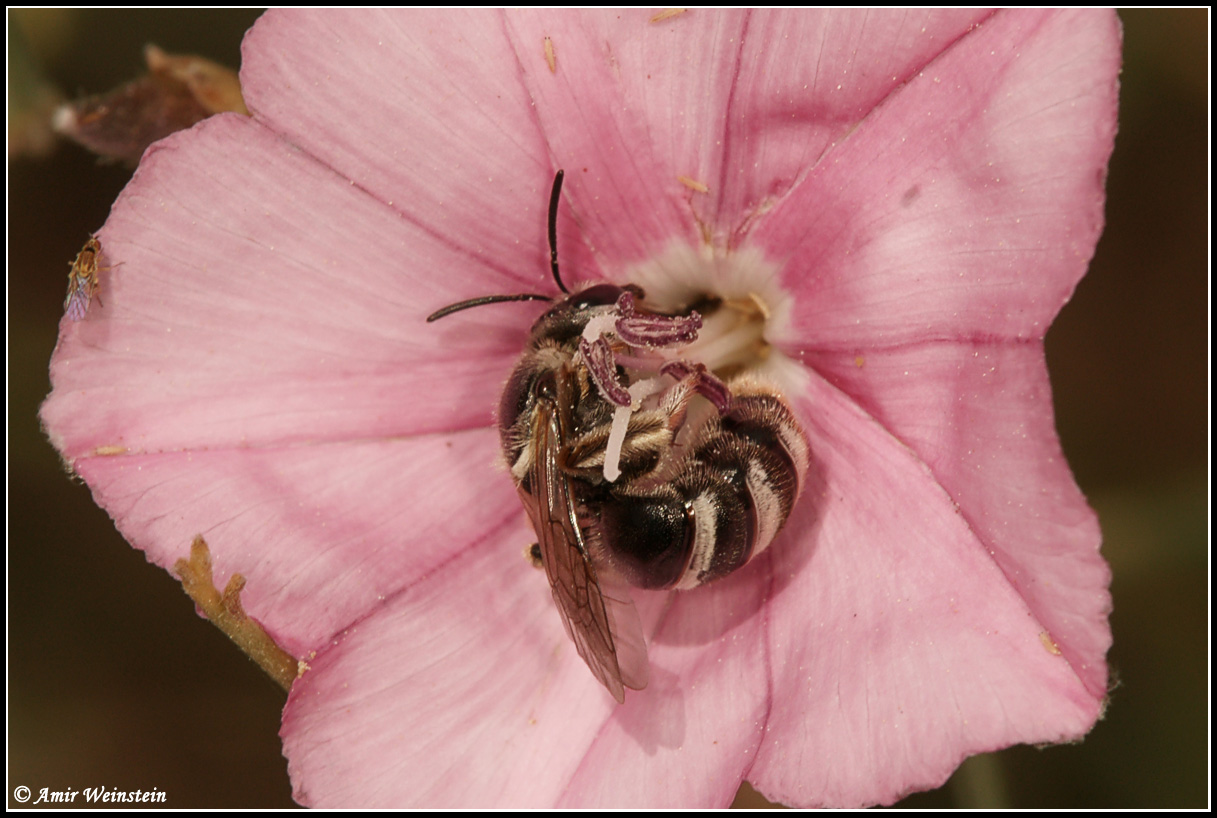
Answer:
500, 365, 533, 425
570, 284, 627, 310
499, 363, 551, 455
597, 494, 692, 589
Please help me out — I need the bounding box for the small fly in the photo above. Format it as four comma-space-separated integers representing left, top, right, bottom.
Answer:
64, 237, 104, 321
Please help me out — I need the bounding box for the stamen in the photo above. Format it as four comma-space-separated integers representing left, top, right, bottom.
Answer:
603, 377, 665, 482
675, 303, 767, 372
614, 291, 702, 347
603, 405, 633, 483
578, 336, 631, 407
582, 278, 778, 482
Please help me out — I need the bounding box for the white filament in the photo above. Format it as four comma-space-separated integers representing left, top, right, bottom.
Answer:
602, 404, 633, 482
602, 377, 664, 482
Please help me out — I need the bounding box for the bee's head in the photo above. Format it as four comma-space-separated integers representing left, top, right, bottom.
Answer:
529, 283, 645, 344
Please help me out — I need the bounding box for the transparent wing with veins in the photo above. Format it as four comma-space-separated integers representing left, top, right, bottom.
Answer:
519, 397, 649, 703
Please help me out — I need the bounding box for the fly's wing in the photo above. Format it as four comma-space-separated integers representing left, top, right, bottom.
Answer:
63, 276, 91, 321
521, 399, 649, 702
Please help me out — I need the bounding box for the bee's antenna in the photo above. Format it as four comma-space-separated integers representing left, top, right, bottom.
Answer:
426, 293, 551, 323
549, 169, 569, 294
426, 171, 569, 322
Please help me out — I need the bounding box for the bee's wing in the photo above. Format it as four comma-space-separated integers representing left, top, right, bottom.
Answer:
523, 399, 649, 703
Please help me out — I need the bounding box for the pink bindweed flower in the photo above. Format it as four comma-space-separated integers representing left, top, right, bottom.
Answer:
41, 9, 1120, 808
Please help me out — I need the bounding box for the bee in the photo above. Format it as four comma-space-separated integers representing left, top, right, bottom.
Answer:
428, 171, 809, 701
64, 236, 104, 321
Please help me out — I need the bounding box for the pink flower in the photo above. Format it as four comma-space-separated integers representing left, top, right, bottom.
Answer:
41, 9, 1120, 808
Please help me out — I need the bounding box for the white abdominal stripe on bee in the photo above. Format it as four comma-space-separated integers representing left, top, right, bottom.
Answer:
428, 170, 810, 702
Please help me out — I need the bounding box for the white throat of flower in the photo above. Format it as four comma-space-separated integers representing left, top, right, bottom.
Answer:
583, 241, 805, 483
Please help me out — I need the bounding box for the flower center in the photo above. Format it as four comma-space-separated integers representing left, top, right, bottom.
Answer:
584, 242, 804, 482
624, 240, 800, 385
677, 294, 771, 377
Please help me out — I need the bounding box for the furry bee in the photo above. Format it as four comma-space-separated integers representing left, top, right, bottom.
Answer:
428, 172, 809, 701
64, 236, 104, 321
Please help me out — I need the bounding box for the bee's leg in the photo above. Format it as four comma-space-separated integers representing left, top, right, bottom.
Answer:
564, 409, 672, 480
524, 542, 544, 569
656, 361, 733, 434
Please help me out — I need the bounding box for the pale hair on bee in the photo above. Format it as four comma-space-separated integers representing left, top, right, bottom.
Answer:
428, 171, 809, 702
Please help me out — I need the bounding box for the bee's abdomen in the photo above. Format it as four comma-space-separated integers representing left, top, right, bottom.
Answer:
594, 487, 694, 589
595, 394, 808, 591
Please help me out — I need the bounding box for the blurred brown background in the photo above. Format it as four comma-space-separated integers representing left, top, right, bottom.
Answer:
8, 9, 1208, 809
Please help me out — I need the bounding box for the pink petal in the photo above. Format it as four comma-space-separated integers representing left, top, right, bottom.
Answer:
750, 370, 1104, 807
503, 10, 712, 265
283, 539, 772, 808
757, 9, 1121, 347
282, 527, 621, 807
72, 429, 516, 659
240, 10, 588, 295
694, 8, 990, 236
43, 114, 539, 463
800, 342, 1110, 696
557, 574, 773, 807
508, 10, 994, 269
